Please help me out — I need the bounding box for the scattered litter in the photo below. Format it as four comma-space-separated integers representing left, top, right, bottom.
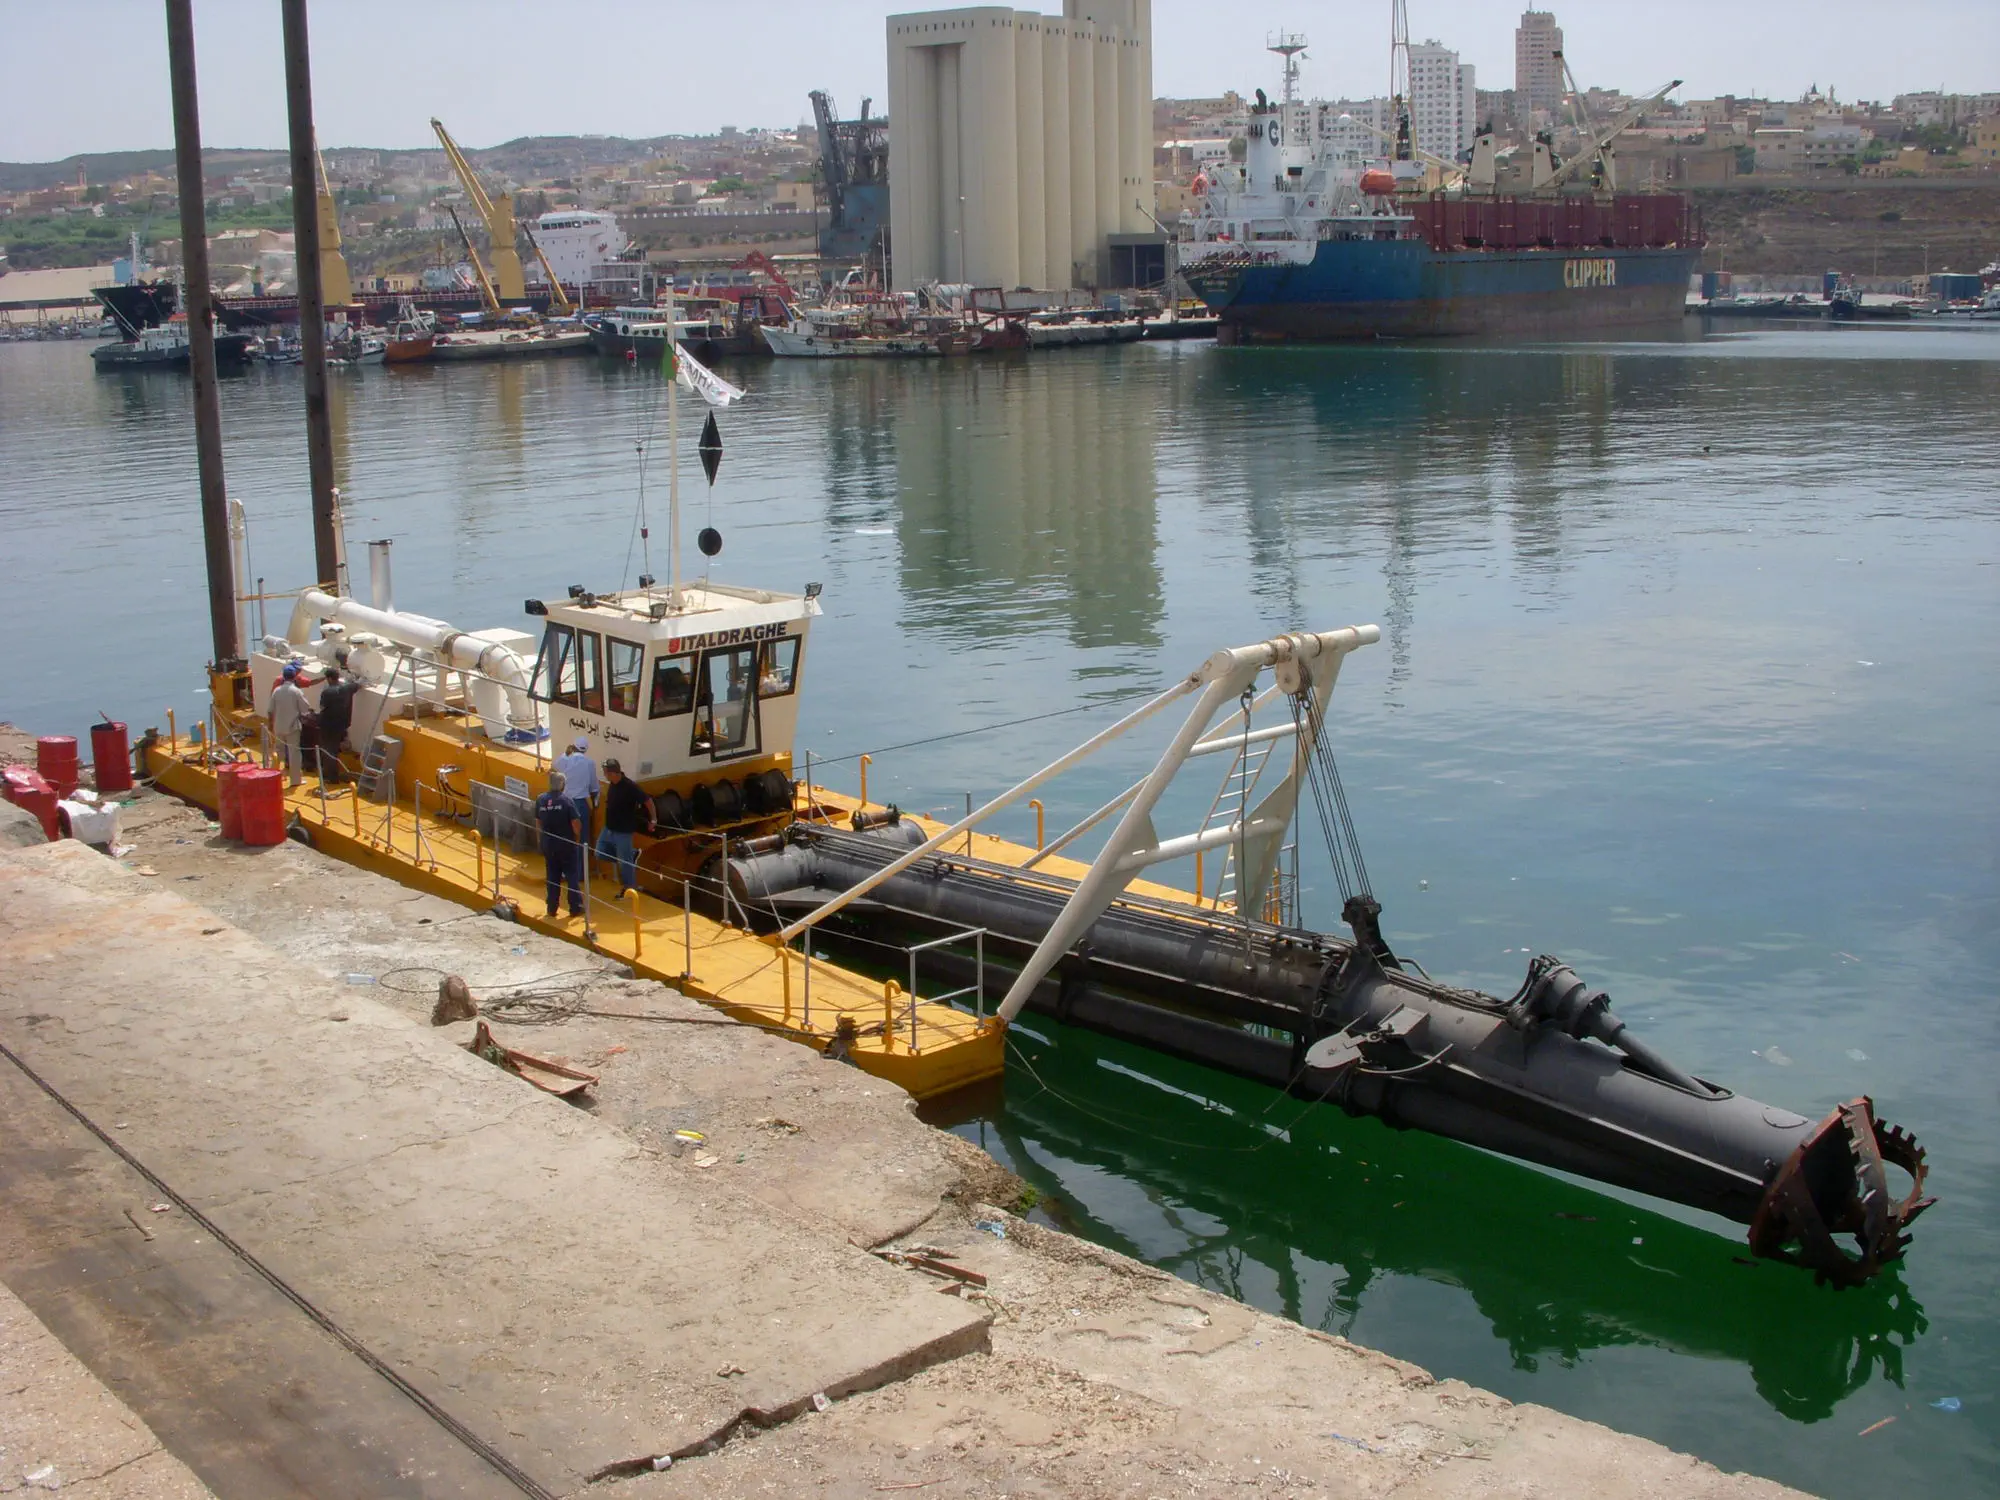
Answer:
149, 1203, 171, 1214
1931, 1397, 1962, 1413
1417, 878, 1429, 890
1847, 1048, 1870, 1062
23, 1466, 55, 1487
1857, 1416, 1896, 1437
672, 1129, 707, 1144
201, 927, 223, 936
604, 1044, 628, 1057
1856, 660, 1875, 667
1329, 1433, 1382, 1453
812, 1392, 832, 1412
1631, 1236, 1644, 1246
755, 1116, 801, 1134
510, 945, 526, 955
327, 1013, 349, 1023
134, 865, 158, 877
650, 1455, 673, 1471
715, 1363, 745, 1378
109, 842, 136, 857
692, 1154, 720, 1169
344, 973, 375, 986
1757, 1046, 1793, 1066
974, 1220, 1007, 1239
122, 1208, 154, 1241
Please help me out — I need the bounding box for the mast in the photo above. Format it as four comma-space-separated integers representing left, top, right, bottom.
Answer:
163, 0, 240, 666
666, 285, 682, 608
281, 0, 342, 591
1389, 0, 1413, 161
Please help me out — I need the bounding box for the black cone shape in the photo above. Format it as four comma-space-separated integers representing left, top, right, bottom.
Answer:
699, 412, 722, 487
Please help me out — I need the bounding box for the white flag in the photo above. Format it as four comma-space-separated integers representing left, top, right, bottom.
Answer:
675, 345, 745, 408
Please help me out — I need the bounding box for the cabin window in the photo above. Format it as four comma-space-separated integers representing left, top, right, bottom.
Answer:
531, 623, 578, 706
759, 636, 801, 697
691, 645, 758, 758
649, 652, 696, 717
575, 630, 604, 715
607, 637, 643, 718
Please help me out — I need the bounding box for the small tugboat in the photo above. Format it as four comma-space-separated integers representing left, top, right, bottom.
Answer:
91, 282, 254, 370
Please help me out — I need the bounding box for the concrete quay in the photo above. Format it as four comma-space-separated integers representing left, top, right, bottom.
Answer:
0, 766, 1810, 1499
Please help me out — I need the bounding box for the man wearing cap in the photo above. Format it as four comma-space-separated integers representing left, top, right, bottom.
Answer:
595, 759, 655, 895
535, 771, 586, 920
552, 736, 599, 835
269, 663, 313, 789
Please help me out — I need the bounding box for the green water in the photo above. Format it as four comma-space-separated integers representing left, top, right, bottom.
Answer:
2, 325, 1996, 1495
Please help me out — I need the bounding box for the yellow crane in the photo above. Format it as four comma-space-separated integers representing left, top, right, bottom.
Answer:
430, 117, 524, 302
313, 140, 353, 307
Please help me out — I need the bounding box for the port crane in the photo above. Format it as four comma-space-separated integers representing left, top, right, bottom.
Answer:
312, 141, 352, 307
444, 204, 503, 318
430, 117, 525, 302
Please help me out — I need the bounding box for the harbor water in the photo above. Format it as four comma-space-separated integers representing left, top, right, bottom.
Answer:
2, 327, 1997, 1496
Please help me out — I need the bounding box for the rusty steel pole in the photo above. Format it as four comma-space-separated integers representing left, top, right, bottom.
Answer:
282, 0, 340, 589
164, 0, 241, 666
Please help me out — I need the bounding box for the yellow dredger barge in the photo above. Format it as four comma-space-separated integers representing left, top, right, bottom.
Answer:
141, 567, 1206, 1100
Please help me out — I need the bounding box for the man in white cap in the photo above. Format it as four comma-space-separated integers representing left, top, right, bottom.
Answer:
269, 662, 313, 788
552, 736, 599, 837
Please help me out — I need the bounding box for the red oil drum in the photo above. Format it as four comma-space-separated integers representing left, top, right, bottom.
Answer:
36, 736, 79, 797
2, 765, 60, 841
90, 720, 134, 793
215, 761, 249, 840
236, 767, 287, 846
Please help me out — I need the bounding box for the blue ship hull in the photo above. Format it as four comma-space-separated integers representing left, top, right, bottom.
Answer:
1195, 240, 1699, 342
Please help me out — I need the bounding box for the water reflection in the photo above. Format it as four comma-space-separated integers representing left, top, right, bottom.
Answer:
933, 1020, 1926, 1426
891, 361, 1162, 650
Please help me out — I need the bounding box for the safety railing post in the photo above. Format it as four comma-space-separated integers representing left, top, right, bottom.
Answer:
167, 708, 178, 753
781, 942, 792, 1024
975, 929, 985, 1021
882, 980, 899, 1052
474, 820, 484, 894
682, 878, 692, 980
1029, 797, 1044, 849
802, 927, 813, 1028
630, 888, 643, 962
859, 753, 872, 808
964, 791, 973, 854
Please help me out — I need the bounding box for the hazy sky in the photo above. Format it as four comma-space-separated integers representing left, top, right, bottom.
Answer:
2, 0, 1994, 161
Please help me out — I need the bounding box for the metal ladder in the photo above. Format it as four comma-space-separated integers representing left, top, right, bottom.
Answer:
1198, 732, 1278, 916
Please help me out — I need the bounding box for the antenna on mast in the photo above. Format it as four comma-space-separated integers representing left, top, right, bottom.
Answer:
1266, 32, 1307, 107
1388, 0, 1412, 160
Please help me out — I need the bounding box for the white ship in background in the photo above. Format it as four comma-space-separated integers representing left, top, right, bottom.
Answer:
527, 210, 630, 288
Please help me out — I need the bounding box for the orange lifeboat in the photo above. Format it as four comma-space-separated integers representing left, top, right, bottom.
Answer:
1359, 169, 1398, 197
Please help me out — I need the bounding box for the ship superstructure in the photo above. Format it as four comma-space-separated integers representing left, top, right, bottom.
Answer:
529, 209, 631, 290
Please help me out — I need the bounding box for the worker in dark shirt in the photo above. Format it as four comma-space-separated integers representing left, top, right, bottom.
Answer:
594, 758, 654, 895
314, 666, 358, 755
534, 771, 586, 920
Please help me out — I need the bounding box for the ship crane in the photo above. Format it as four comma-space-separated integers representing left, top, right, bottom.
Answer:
430, 117, 525, 302
1547, 65, 1682, 192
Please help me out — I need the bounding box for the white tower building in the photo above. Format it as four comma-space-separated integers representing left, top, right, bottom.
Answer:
1515, 9, 1563, 118
887, 1, 1152, 291
1408, 41, 1475, 162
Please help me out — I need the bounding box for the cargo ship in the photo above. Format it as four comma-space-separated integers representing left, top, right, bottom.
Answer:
1180, 88, 1702, 342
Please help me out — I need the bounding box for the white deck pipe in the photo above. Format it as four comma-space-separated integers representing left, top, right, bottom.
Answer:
285, 588, 540, 737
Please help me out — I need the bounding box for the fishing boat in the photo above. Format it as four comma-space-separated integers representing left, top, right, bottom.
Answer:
1023, 312, 1147, 348
761, 300, 972, 358
383, 305, 437, 364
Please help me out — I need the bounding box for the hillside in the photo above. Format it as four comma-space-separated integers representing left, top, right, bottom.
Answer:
1690, 182, 2000, 277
